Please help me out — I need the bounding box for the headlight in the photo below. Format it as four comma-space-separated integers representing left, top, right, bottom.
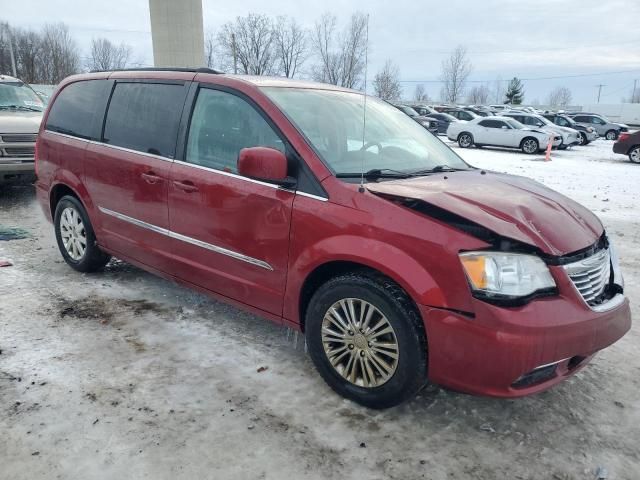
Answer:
459, 252, 556, 299
608, 240, 624, 288
587, 127, 594, 133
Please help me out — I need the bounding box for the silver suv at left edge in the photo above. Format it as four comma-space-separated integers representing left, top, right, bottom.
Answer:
0, 75, 45, 184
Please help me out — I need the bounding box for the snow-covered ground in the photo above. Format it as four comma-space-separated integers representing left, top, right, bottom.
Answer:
1, 138, 638, 479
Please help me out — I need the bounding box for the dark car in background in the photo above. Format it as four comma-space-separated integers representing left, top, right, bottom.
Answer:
393, 104, 439, 135
441, 108, 477, 122
406, 103, 437, 117
464, 106, 494, 117
613, 131, 640, 163
543, 113, 598, 145
426, 112, 459, 135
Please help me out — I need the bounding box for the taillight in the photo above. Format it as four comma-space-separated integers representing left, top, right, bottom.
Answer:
618, 132, 630, 142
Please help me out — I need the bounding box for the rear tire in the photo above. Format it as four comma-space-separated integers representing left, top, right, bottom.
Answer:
305, 272, 427, 409
605, 130, 618, 140
457, 132, 473, 148
54, 195, 111, 272
629, 146, 640, 164
521, 137, 539, 154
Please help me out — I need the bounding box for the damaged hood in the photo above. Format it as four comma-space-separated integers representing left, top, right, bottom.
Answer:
367, 170, 603, 256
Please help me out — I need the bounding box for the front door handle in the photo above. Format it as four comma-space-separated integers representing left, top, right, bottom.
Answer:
173, 180, 199, 193
141, 172, 163, 184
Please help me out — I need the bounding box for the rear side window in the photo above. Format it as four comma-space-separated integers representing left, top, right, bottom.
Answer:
574, 116, 588, 123
103, 82, 187, 158
185, 88, 284, 173
479, 119, 501, 128
45, 80, 110, 140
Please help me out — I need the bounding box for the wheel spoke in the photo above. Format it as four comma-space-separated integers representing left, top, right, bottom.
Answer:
327, 308, 349, 333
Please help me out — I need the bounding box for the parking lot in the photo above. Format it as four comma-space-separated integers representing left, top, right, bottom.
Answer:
1, 139, 639, 479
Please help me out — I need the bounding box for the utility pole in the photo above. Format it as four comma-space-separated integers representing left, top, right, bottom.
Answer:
231, 33, 238, 74
596, 84, 606, 103
633, 79, 638, 103
1, 23, 17, 77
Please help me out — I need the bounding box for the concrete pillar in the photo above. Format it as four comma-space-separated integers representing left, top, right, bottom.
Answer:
148, 0, 205, 68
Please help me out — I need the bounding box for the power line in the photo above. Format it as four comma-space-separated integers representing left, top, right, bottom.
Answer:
399, 69, 640, 84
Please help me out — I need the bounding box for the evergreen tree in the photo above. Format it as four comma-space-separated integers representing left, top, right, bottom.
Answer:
504, 77, 524, 104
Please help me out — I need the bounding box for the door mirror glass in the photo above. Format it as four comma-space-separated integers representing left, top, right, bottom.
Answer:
238, 147, 295, 187
501, 125, 509, 129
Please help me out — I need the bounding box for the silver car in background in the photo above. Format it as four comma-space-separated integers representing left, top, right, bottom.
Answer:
569, 113, 629, 140
0, 75, 44, 184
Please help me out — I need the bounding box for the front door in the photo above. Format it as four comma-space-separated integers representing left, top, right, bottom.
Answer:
168, 86, 295, 317
84, 80, 190, 272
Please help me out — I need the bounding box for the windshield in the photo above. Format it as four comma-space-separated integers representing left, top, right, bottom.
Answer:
262, 87, 469, 177
0, 81, 45, 111
506, 119, 525, 129
398, 105, 418, 117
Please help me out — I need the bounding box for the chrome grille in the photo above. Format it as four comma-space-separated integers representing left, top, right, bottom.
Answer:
3, 146, 35, 157
564, 248, 611, 306
0, 134, 37, 143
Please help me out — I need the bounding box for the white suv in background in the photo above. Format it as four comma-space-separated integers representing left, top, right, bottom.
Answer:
502, 112, 581, 149
0, 75, 45, 184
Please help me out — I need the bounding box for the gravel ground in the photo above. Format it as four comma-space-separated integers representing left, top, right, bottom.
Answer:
0, 139, 638, 479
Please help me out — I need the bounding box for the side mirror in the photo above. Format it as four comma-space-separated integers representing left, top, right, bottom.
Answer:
501, 125, 509, 129
238, 147, 296, 188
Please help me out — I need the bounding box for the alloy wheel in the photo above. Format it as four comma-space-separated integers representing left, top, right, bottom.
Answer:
459, 134, 472, 148
606, 130, 617, 140
523, 139, 538, 154
321, 298, 399, 388
59, 206, 87, 261
630, 147, 640, 164
578, 133, 587, 145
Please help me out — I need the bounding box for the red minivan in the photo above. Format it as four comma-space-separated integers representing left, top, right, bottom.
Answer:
35, 69, 631, 408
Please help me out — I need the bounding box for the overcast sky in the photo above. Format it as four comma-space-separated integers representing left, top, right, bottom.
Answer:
4, 0, 640, 104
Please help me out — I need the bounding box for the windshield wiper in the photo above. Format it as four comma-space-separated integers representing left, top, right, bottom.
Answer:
336, 168, 413, 180
0, 104, 42, 112
411, 164, 468, 174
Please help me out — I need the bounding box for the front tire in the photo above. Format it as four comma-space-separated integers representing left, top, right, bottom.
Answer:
54, 195, 111, 272
305, 272, 427, 409
458, 132, 473, 148
629, 146, 640, 164
521, 137, 539, 154
605, 130, 618, 140
578, 132, 588, 145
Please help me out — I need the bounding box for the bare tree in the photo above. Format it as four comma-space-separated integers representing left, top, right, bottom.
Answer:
13, 28, 42, 83
218, 14, 276, 75
547, 86, 573, 107
414, 84, 430, 102
492, 76, 505, 104
373, 60, 401, 101
311, 12, 368, 89
273, 16, 307, 78
466, 84, 490, 104
39, 23, 80, 83
439, 45, 472, 103
204, 30, 216, 69
87, 38, 131, 71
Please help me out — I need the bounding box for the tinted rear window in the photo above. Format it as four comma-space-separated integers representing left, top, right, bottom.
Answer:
45, 80, 111, 140
103, 82, 186, 157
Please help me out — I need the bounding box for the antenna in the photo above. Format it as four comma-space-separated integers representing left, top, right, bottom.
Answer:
359, 14, 370, 194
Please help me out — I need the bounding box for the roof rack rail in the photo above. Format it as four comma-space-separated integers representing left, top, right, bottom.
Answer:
89, 67, 224, 74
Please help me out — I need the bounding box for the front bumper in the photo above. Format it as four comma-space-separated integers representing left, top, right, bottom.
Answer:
0, 159, 35, 182
420, 292, 631, 397
586, 131, 599, 141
